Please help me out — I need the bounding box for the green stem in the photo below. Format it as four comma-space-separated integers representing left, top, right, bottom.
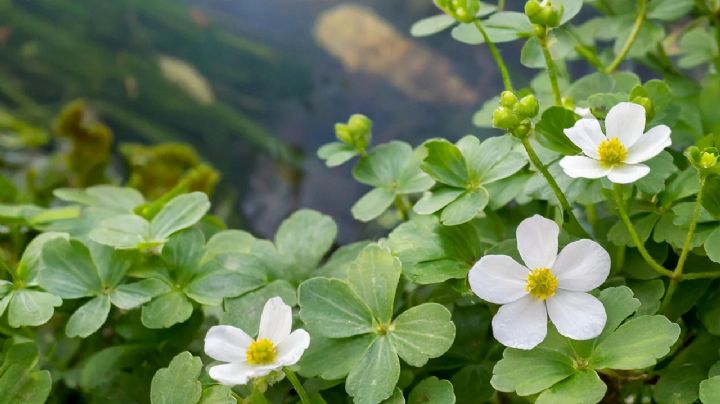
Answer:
521, 137, 589, 238
540, 34, 563, 105
394, 194, 410, 221
473, 20, 513, 91
660, 175, 707, 311
612, 184, 673, 277
605, 0, 647, 73
497, 0, 506, 11
284, 368, 311, 404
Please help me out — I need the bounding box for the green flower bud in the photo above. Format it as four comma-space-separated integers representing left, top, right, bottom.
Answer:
335, 123, 353, 144
541, 3, 563, 27
348, 114, 372, 136
435, 0, 479, 23
492, 106, 520, 130
525, 0, 542, 19
511, 121, 532, 138
526, 0, 563, 27
700, 151, 719, 169
500, 91, 519, 108
631, 96, 654, 121
516, 95, 540, 118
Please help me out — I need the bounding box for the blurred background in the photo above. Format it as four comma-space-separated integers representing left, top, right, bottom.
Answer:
0, 0, 533, 242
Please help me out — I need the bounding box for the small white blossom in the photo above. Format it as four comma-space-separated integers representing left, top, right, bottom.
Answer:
204, 297, 310, 386
560, 102, 671, 184
468, 215, 610, 350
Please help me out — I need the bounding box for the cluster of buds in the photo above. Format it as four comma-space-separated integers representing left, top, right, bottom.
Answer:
492, 91, 539, 138
525, 0, 564, 28
687, 146, 720, 174
335, 114, 372, 153
434, 0, 479, 23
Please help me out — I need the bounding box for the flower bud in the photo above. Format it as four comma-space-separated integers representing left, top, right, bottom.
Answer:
435, 0, 479, 23
511, 121, 531, 138
686, 146, 719, 173
335, 123, 353, 144
524, 0, 542, 20
541, 3, 563, 27
492, 106, 519, 130
500, 91, 519, 108
348, 114, 372, 136
516, 95, 539, 118
700, 151, 719, 169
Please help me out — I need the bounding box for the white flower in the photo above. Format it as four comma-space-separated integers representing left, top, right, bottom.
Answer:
468, 215, 610, 350
559, 102, 671, 184
204, 297, 310, 386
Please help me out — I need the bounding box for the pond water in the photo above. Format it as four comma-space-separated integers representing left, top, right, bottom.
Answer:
0, 0, 534, 242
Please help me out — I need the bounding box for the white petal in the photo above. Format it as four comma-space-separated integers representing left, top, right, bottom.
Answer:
468, 255, 529, 304
559, 156, 610, 179
625, 125, 672, 164
516, 215, 559, 270
204, 325, 253, 363
606, 163, 650, 184
492, 295, 547, 350
275, 329, 311, 366
563, 118, 605, 158
552, 240, 611, 292
546, 291, 606, 340
208, 362, 275, 386
605, 102, 646, 148
258, 297, 292, 343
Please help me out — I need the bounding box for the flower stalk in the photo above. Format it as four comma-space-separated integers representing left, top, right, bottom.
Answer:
605, 0, 647, 73
473, 20, 513, 91
539, 33, 563, 105
284, 368, 312, 404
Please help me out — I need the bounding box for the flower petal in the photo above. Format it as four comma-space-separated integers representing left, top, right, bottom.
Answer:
563, 118, 605, 158
553, 240, 611, 292
559, 156, 610, 179
208, 362, 275, 386
625, 125, 672, 164
492, 295, 547, 350
516, 215, 559, 270
468, 255, 529, 304
258, 297, 292, 343
606, 163, 650, 184
204, 325, 253, 363
275, 329, 311, 366
546, 291, 606, 340
605, 102, 646, 148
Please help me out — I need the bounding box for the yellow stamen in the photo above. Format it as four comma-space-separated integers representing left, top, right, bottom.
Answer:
246, 338, 277, 365
525, 268, 558, 300
597, 137, 627, 166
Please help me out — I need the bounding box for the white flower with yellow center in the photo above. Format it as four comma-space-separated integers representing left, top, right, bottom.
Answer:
559, 102, 671, 184
468, 215, 610, 350
204, 297, 310, 386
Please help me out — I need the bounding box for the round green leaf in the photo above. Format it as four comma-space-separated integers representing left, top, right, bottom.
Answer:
141, 291, 194, 329
149, 192, 210, 241
352, 188, 396, 222
535, 370, 606, 404
410, 14, 456, 37
298, 277, 374, 338
150, 352, 203, 404
390, 303, 456, 367
66, 295, 111, 338
39, 238, 103, 298
346, 336, 400, 404
347, 245, 401, 324
408, 377, 455, 404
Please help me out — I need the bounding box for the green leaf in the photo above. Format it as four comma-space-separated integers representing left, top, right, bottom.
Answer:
535, 370, 606, 404
451, 365, 493, 404
703, 176, 720, 219
150, 192, 210, 240
706, 227, 720, 264
628, 279, 665, 315
647, 0, 693, 21
410, 14, 456, 37
0, 342, 52, 404
352, 188, 396, 222
150, 351, 203, 404
408, 377, 455, 404
700, 376, 720, 404
421, 140, 469, 188
414, 188, 464, 215
346, 336, 400, 404
653, 363, 706, 404
7, 290, 62, 327
353, 141, 413, 188
317, 142, 358, 167
222, 280, 296, 336
275, 209, 337, 272
299, 277, 374, 338
199, 385, 236, 404
596, 286, 641, 341
389, 303, 455, 367
607, 212, 660, 247
299, 334, 376, 380
15, 232, 68, 283
55, 185, 144, 212
535, 107, 581, 155
491, 348, 576, 396
555, 0, 583, 24
678, 26, 718, 69
347, 245, 401, 324
387, 215, 487, 284
89, 214, 150, 249
39, 238, 103, 298
635, 151, 676, 195
110, 278, 171, 310
592, 315, 680, 370
66, 295, 111, 338
141, 291, 194, 329
439, 188, 489, 225
185, 269, 265, 305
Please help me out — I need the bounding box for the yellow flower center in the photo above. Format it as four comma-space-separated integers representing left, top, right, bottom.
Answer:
597, 137, 627, 166
525, 268, 558, 300
246, 338, 277, 365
